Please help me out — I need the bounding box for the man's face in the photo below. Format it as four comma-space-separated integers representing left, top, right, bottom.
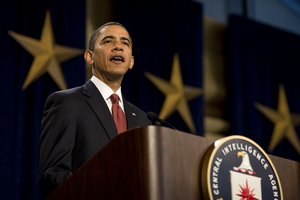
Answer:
89, 25, 134, 81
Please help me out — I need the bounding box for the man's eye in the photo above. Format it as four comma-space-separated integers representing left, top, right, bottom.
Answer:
103, 40, 112, 44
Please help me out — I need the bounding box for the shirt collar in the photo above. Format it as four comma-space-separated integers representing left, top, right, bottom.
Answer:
90, 75, 124, 103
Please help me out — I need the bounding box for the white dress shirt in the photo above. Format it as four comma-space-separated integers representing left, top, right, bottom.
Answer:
90, 75, 125, 114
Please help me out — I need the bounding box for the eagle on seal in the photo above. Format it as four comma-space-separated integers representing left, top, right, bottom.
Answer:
233, 151, 255, 175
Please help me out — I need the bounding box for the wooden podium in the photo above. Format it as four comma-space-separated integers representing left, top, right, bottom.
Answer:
47, 125, 299, 200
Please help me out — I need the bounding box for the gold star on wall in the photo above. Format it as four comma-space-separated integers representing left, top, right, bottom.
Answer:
145, 53, 202, 133
255, 84, 300, 154
8, 10, 84, 90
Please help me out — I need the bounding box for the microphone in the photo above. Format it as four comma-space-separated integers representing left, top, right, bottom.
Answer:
147, 112, 177, 130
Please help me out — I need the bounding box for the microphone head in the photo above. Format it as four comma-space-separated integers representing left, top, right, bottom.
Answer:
147, 112, 177, 130
147, 111, 159, 122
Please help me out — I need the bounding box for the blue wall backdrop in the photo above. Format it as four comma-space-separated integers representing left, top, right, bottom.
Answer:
226, 15, 300, 162
0, 0, 85, 199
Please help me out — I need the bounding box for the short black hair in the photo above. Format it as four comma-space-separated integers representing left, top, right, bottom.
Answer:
88, 22, 132, 51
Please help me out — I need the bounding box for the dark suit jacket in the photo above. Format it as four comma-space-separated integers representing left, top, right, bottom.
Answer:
38, 80, 151, 196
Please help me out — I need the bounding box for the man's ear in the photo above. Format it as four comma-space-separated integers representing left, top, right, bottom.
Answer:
129, 56, 134, 69
84, 50, 93, 64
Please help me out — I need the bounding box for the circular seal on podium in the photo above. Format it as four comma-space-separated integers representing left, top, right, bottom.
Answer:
201, 135, 283, 200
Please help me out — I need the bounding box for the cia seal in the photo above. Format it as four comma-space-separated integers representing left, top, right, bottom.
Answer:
201, 135, 283, 200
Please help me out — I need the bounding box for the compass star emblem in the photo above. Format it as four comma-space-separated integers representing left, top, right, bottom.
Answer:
236, 180, 258, 200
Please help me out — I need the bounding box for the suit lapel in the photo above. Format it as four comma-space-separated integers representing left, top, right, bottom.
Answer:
82, 80, 118, 140
124, 100, 139, 129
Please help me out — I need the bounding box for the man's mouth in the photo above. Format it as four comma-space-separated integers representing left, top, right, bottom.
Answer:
110, 55, 124, 62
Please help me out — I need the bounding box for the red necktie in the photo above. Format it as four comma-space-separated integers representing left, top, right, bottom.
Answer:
110, 94, 127, 134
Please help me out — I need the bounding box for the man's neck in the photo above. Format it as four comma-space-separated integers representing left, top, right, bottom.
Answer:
93, 73, 122, 92
105, 81, 121, 92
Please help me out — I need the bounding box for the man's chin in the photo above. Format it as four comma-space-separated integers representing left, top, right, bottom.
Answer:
107, 71, 126, 81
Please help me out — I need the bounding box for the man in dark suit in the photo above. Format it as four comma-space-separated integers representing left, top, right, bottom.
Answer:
38, 22, 151, 197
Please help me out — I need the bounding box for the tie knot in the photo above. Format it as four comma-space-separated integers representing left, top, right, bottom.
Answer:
110, 94, 119, 104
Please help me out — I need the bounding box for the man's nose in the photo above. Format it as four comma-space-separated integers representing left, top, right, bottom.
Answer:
113, 41, 123, 51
